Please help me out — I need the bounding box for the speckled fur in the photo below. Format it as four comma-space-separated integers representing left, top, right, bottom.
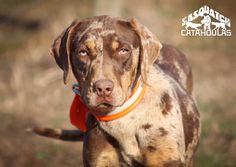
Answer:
51, 15, 201, 167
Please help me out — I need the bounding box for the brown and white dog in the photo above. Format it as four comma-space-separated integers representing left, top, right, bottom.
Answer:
34, 15, 200, 167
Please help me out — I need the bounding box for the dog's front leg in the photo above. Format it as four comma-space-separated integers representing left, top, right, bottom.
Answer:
83, 115, 120, 167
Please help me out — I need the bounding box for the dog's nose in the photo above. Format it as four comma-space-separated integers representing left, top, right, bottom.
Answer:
94, 79, 114, 97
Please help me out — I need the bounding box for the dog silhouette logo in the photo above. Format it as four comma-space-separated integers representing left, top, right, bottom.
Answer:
181, 5, 231, 36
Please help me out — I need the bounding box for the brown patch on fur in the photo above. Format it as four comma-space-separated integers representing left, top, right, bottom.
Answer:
112, 40, 119, 50
186, 69, 193, 95
147, 146, 157, 152
170, 124, 177, 129
177, 90, 200, 151
130, 116, 135, 120
141, 123, 152, 130
156, 44, 193, 95
161, 93, 172, 115
85, 39, 97, 56
131, 160, 144, 167
163, 160, 185, 167
142, 141, 180, 167
85, 39, 96, 50
132, 141, 137, 146
123, 54, 133, 71
158, 127, 169, 137
180, 101, 193, 150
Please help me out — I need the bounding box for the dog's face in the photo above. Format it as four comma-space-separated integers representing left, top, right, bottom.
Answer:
51, 16, 162, 115
70, 19, 140, 114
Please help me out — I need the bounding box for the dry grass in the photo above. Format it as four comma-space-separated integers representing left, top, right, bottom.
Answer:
0, 0, 236, 166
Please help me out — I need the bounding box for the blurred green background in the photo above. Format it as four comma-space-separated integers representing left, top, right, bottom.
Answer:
0, 0, 235, 166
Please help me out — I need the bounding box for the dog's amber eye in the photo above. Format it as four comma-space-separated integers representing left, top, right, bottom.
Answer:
119, 48, 129, 55
78, 50, 88, 57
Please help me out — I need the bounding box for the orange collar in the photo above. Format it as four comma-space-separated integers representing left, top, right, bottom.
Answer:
70, 80, 146, 132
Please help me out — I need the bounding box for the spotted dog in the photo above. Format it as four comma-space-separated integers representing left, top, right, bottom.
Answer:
34, 15, 200, 167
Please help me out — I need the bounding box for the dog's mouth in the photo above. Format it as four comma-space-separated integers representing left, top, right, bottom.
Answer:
92, 98, 126, 113
92, 95, 121, 112
97, 102, 113, 108
84, 91, 127, 114
92, 102, 115, 113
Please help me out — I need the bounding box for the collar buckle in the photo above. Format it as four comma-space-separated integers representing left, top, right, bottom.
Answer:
72, 83, 81, 96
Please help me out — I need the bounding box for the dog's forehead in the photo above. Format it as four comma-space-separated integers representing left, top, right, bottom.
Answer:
76, 18, 138, 47
75, 18, 115, 40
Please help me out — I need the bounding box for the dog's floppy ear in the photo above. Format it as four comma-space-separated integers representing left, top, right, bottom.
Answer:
50, 21, 80, 84
129, 19, 162, 83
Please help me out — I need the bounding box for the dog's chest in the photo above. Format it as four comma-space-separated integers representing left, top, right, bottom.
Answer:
99, 86, 186, 164
99, 113, 143, 163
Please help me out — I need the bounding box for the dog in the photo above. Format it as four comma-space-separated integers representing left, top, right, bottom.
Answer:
182, 20, 202, 30
34, 15, 200, 167
211, 21, 226, 30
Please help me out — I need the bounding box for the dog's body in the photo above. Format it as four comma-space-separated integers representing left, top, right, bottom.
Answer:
83, 44, 200, 167
35, 16, 200, 167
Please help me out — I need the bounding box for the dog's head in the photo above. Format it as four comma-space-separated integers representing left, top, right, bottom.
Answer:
51, 16, 162, 115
